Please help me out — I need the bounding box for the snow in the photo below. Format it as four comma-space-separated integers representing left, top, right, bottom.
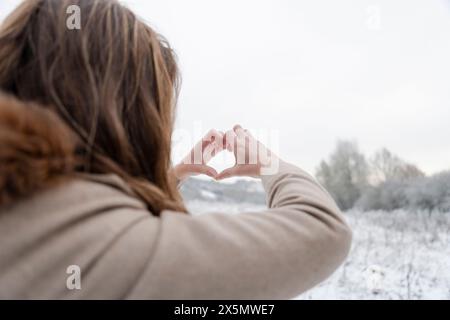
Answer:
199, 190, 218, 200
185, 200, 450, 299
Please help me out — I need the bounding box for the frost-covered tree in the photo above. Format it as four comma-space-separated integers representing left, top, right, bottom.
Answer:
356, 148, 431, 211
357, 170, 450, 212
406, 171, 450, 212
356, 180, 410, 211
318, 142, 448, 212
316, 140, 369, 210
370, 148, 424, 184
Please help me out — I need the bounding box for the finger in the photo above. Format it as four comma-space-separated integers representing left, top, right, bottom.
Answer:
224, 130, 237, 153
218, 131, 226, 149
234, 130, 249, 164
185, 164, 218, 178
201, 129, 225, 162
203, 141, 225, 163
215, 166, 239, 180
202, 143, 216, 163
185, 129, 224, 165
198, 165, 218, 178
244, 128, 254, 138
205, 129, 220, 140
233, 125, 254, 139
233, 124, 246, 138
222, 130, 230, 149
205, 129, 224, 145
216, 164, 256, 180
201, 129, 219, 150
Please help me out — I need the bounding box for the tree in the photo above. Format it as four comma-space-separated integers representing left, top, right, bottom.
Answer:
406, 171, 450, 212
370, 148, 424, 184
316, 140, 369, 210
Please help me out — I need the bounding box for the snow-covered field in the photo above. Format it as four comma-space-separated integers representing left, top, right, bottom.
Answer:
185, 200, 450, 300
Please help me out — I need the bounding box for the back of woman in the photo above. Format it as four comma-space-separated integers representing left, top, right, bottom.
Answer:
0, 0, 351, 299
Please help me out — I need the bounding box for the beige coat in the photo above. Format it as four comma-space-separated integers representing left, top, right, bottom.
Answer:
0, 94, 351, 299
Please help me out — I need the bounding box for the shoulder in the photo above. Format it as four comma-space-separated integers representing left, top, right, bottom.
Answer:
0, 174, 159, 299
31, 173, 148, 214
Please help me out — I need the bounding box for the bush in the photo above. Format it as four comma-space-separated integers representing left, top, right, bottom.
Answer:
356, 171, 450, 212
406, 171, 450, 212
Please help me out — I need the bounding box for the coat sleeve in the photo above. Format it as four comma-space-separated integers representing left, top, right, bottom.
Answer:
126, 160, 352, 299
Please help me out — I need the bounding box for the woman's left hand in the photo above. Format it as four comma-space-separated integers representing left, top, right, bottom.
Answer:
172, 129, 224, 182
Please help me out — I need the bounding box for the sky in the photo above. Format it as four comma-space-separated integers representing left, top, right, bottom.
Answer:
1, 0, 450, 176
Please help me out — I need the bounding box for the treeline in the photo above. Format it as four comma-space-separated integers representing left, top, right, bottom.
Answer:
316, 141, 450, 212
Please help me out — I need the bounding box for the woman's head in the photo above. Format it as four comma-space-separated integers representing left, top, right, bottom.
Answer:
0, 0, 186, 214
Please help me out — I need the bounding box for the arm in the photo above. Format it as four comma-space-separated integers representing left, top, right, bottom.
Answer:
126, 152, 351, 299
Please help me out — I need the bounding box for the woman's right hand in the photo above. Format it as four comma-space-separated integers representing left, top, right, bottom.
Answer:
216, 125, 279, 180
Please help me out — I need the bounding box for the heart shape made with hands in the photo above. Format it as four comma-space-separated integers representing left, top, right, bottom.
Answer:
176, 125, 265, 181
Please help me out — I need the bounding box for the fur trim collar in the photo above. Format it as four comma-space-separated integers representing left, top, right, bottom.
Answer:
0, 92, 77, 206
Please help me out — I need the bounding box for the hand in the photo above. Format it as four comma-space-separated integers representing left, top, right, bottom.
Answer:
172, 129, 224, 182
216, 125, 278, 180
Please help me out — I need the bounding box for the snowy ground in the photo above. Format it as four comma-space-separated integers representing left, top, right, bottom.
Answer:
185, 200, 450, 300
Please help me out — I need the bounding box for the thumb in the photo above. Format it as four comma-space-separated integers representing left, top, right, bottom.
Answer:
180, 164, 218, 178
215, 166, 239, 180
195, 165, 218, 178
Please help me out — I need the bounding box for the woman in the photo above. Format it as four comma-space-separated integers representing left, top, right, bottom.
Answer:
0, 0, 351, 299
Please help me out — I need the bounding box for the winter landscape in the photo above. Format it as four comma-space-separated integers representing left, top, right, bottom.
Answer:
181, 172, 450, 300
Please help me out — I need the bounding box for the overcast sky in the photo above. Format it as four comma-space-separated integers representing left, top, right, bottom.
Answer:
1, 0, 450, 175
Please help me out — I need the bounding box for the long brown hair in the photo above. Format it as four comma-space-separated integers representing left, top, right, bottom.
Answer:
0, 0, 186, 214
